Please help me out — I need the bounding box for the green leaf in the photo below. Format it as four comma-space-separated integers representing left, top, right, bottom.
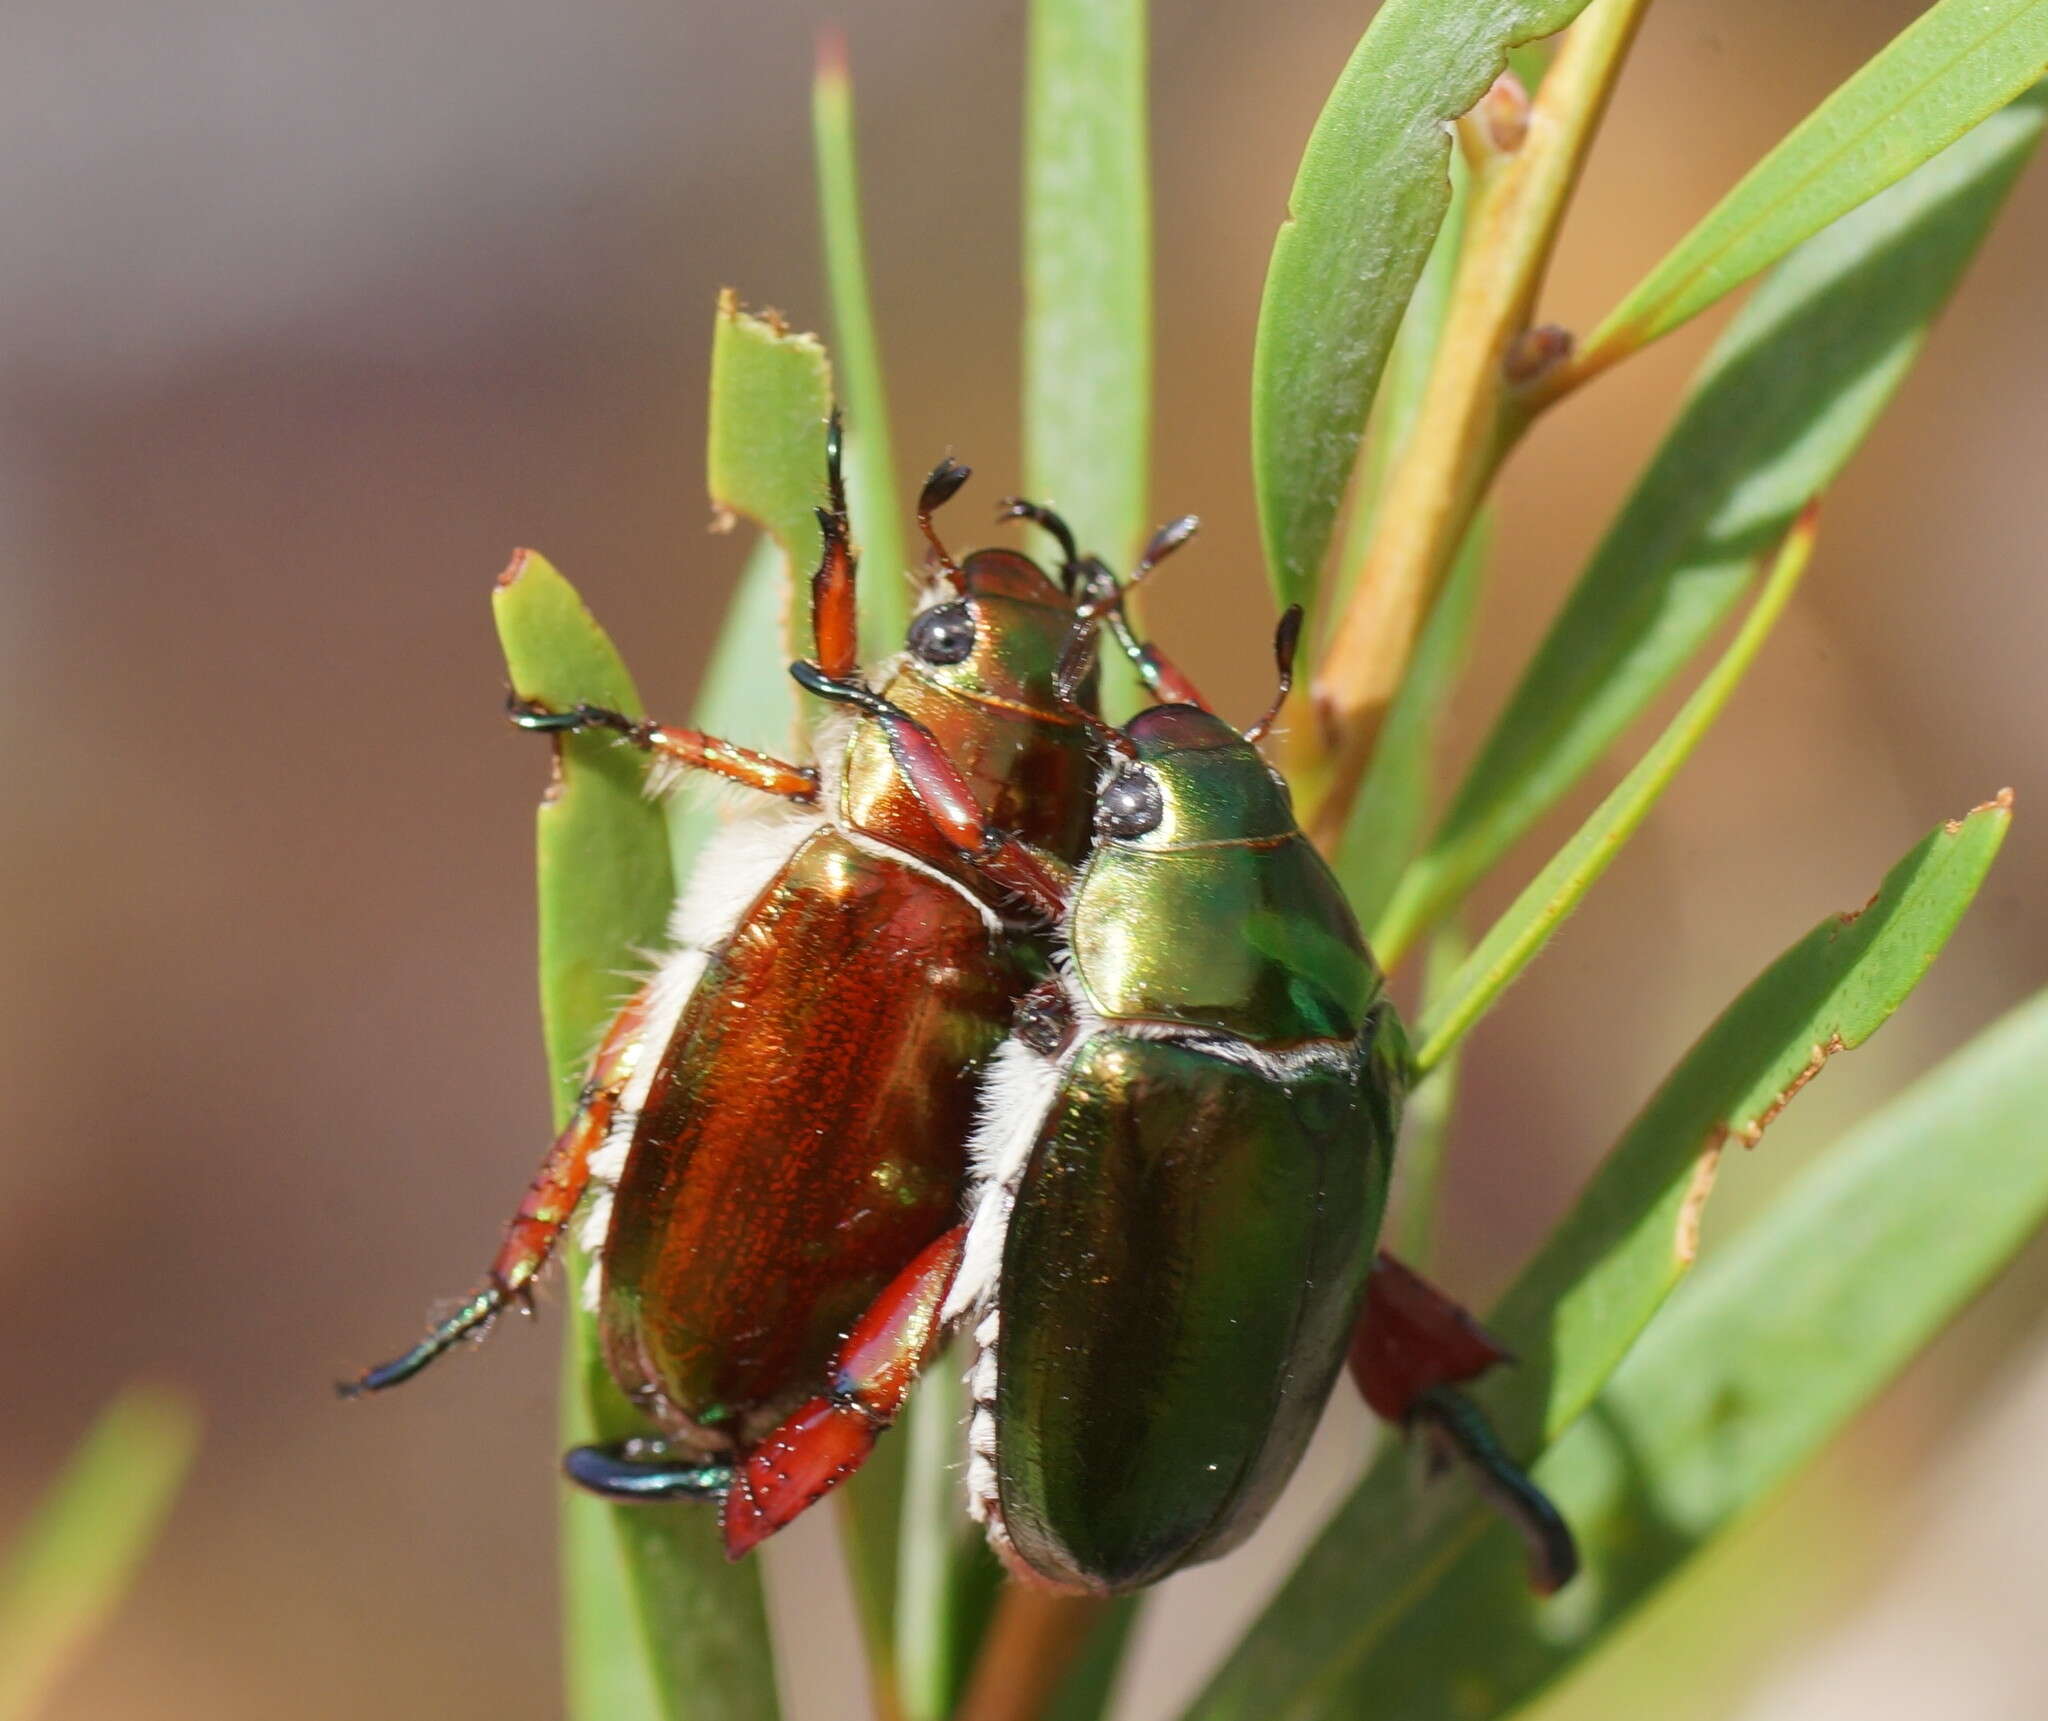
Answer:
895, 1345, 1005, 1721
0, 1386, 198, 1721
1338, 150, 1471, 604
708, 294, 834, 668
1389, 921, 1470, 1267
1250, 0, 1594, 612
1581, 0, 2048, 366
1336, 984, 2048, 1721
1182, 797, 2010, 1721
1411, 509, 1818, 1072
1022, 0, 1150, 569
493, 553, 780, 1721
1376, 82, 2048, 966
813, 43, 909, 662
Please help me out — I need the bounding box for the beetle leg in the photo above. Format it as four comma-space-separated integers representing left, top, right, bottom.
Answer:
721, 1223, 967, 1558
561, 1440, 735, 1503
789, 664, 1072, 923
509, 698, 818, 802
1349, 1251, 1511, 1422
338, 985, 654, 1397
1408, 1389, 1580, 1596
807, 407, 861, 681
1350, 1251, 1580, 1594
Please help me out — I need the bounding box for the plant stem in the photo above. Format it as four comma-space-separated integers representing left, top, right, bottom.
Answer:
1301, 0, 1650, 848
955, 1586, 1108, 1721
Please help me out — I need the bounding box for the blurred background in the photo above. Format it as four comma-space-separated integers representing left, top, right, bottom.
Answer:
5, 0, 2046, 1715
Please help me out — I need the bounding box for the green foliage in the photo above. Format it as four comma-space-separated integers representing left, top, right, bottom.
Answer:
1333, 983, 2048, 1719
1582, 0, 2048, 365
0, 1387, 198, 1721
1376, 80, 2048, 963
1184, 799, 2009, 1721
1411, 510, 1815, 1071
1023, 0, 1151, 569
493, 555, 781, 1721
894, 1345, 1005, 1721
813, 48, 909, 660
1250, 0, 1593, 611
707, 296, 834, 668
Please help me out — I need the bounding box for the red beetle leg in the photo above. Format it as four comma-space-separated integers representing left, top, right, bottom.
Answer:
1351, 1252, 1579, 1595
807, 410, 861, 681
722, 1224, 967, 1558
339, 985, 655, 1397
1348, 1250, 1511, 1423
508, 698, 817, 803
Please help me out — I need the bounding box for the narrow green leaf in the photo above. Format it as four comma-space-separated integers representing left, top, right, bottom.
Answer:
1581, 0, 2048, 366
1412, 510, 1818, 1072
1332, 148, 1471, 625
708, 294, 834, 667
1377, 83, 2048, 964
493, 554, 781, 1721
1250, 0, 1594, 611
1482, 794, 2010, 1452
1022, 0, 1150, 569
896, 1346, 1005, 1721
1182, 798, 2009, 1721
1344, 986, 2048, 1721
493, 551, 675, 1116
813, 43, 909, 662
0, 1387, 198, 1721
1390, 921, 1470, 1267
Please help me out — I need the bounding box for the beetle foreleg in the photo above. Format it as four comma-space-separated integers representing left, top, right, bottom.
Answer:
509, 698, 818, 803
338, 985, 653, 1398
721, 1223, 967, 1558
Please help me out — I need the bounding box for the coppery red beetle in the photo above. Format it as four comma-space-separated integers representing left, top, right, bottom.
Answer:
345, 421, 1108, 1554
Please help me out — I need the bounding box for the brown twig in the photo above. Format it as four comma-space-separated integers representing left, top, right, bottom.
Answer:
953, 1583, 1110, 1721
1299, 0, 1652, 850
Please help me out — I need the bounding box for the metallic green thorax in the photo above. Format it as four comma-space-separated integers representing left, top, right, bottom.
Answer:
1071, 709, 1380, 1041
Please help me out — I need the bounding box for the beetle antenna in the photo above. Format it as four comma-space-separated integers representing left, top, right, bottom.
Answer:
1243, 606, 1304, 744
917, 458, 973, 589
1075, 514, 1199, 623
1054, 617, 1139, 763
997, 497, 1082, 594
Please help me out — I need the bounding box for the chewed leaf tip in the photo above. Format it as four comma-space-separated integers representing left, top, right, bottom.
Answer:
496, 548, 533, 589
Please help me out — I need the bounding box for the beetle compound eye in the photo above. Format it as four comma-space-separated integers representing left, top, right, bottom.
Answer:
1097, 769, 1164, 838
908, 602, 976, 665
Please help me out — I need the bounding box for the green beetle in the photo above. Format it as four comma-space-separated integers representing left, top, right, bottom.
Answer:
777, 600, 1574, 1596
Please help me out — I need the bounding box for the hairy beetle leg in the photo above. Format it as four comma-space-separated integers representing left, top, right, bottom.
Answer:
508, 697, 818, 803
562, 1440, 735, 1503
722, 1223, 967, 1558
338, 984, 655, 1398
1349, 1252, 1580, 1594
